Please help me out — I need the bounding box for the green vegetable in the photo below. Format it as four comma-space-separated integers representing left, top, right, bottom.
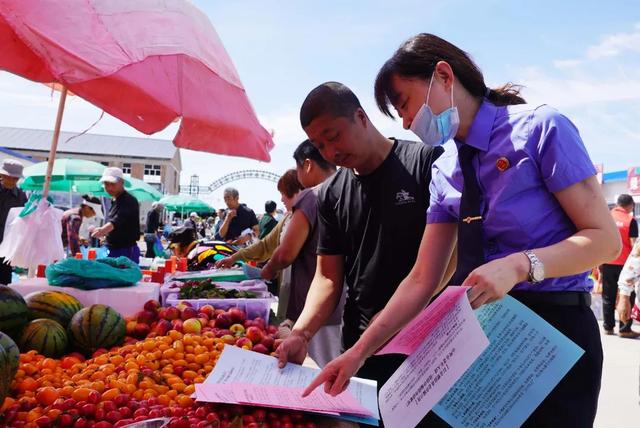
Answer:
178, 279, 257, 300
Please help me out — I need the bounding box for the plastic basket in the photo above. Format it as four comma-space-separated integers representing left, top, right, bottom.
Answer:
165, 293, 274, 322
169, 268, 247, 283
160, 279, 269, 303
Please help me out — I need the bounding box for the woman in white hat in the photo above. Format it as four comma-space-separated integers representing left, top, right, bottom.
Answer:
0, 159, 28, 284
61, 194, 102, 256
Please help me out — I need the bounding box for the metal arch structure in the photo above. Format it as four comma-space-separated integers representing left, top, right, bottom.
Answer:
179, 170, 281, 195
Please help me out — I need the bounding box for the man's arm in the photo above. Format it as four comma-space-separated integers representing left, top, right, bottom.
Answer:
261, 211, 309, 279
276, 254, 345, 367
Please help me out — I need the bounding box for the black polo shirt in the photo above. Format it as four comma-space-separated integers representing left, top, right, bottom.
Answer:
317, 139, 443, 349
221, 204, 258, 240
106, 191, 140, 248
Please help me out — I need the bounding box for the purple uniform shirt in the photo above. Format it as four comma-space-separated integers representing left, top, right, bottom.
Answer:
427, 100, 596, 292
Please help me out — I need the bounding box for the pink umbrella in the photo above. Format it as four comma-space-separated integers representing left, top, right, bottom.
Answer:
0, 0, 274, 196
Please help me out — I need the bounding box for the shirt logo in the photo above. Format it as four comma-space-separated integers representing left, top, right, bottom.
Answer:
395, 189, 415, 206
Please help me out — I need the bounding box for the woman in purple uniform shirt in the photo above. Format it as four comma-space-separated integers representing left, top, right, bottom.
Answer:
304, 34, 621, 426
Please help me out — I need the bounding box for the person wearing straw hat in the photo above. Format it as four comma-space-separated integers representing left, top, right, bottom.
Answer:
92, 167, 141, 263
0, 159, 27, 284
61, 194, 102, 256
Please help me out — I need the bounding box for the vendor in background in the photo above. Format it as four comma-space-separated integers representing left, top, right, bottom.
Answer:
184, 211, 198, 230
259, 200, 278, 239
144, 202, 164, 258
61, 195, 102, 256
0, 159, 27, 285
216, 187, 259, 245
92, 167, 141, 264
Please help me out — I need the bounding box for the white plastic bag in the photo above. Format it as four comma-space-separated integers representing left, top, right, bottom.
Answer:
0, 198, 65, 268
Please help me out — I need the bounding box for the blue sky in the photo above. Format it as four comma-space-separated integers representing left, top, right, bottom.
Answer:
1, 0, 639, 211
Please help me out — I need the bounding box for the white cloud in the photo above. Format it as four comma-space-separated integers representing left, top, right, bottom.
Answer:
586, 22, 640, 59
510, 23, 640, 171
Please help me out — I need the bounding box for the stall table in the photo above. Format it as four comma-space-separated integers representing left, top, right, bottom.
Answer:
9, 278, 160, 317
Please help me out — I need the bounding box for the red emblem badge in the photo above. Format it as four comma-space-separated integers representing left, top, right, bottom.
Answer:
496, 157, 510, 172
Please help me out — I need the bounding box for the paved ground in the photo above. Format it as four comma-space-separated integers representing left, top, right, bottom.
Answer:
595, 321, 640, 427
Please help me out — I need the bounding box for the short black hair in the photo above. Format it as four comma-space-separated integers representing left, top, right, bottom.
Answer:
265, 200, 277, 214
293, 140, 335, 171
300, 82, 363, 128
617, 194, 635, 207
81, 194, 101, 205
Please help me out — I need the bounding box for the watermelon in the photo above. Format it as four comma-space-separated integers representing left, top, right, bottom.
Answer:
18, 319, 69, 358
25, 290, 83, 327
0, 285, 29, 339
68, 304, 125, 355
0, 344, 11, 409
0, 331, 19, 378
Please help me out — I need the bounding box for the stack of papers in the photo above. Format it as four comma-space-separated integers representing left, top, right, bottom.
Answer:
194, 345, 380, 426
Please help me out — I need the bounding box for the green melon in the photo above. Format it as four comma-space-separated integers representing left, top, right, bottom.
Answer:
0, 344, 11, 410
0, 330, 19, 378
68, 304, 125, 356
0, 285, 29, 339
25, 290, 83, 327
18, 319, 69, 358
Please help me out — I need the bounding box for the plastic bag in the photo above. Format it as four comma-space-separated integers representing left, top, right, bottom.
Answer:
46, 256, 142, 290
0, 194, 64, 267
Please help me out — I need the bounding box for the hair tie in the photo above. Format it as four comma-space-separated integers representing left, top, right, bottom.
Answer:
484, 87, 491, 97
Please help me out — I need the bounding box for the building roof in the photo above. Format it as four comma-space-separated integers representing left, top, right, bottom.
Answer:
0, 126, 177, 160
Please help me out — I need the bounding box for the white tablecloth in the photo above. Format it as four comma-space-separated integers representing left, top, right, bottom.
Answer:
9, 278, 160, 317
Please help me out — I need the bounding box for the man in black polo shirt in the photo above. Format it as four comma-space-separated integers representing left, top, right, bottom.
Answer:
217, 187, 258, 245
92, 167, 141, 263
276, 82, 448, 424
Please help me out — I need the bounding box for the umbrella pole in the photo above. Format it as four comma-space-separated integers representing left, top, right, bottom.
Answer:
43, 87, 68, 199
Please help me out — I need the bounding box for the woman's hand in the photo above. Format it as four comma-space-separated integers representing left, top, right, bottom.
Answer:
214, 256, 235, 269
302, 348, 366, 397
463, 253, 529, 309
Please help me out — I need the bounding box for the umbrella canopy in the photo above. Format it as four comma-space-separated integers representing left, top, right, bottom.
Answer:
0, 0, 273, 161
160, 195, 214, 214
20, 159, 162, 202
95, 177, 162, 202
19, 158, 106, 191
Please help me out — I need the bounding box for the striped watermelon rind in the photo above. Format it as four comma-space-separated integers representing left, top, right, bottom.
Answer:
0, 330, 19, 378
18, 319, 69, 358
68, 304, 125, 356
0, 344, 10, 409
25, 290, 83, 327
0, 285, 29, 340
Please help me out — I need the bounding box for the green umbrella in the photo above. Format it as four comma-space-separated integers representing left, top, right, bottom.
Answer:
20, 159, 162, 202
93, 177, 162, 202
160, 194, 214, 214
20, 158, 106, 191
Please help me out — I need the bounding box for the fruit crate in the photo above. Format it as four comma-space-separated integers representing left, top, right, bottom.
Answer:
165, 293, 275, 323
160, 279, 269, 303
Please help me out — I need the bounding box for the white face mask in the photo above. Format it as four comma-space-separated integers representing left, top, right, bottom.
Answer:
409, 72, 460, 146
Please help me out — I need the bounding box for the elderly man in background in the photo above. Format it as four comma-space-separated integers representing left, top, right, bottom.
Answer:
92, 167, 141, 263
217, 187, 259, 245
0, 159, 27, 284
144, 201, 164, 258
